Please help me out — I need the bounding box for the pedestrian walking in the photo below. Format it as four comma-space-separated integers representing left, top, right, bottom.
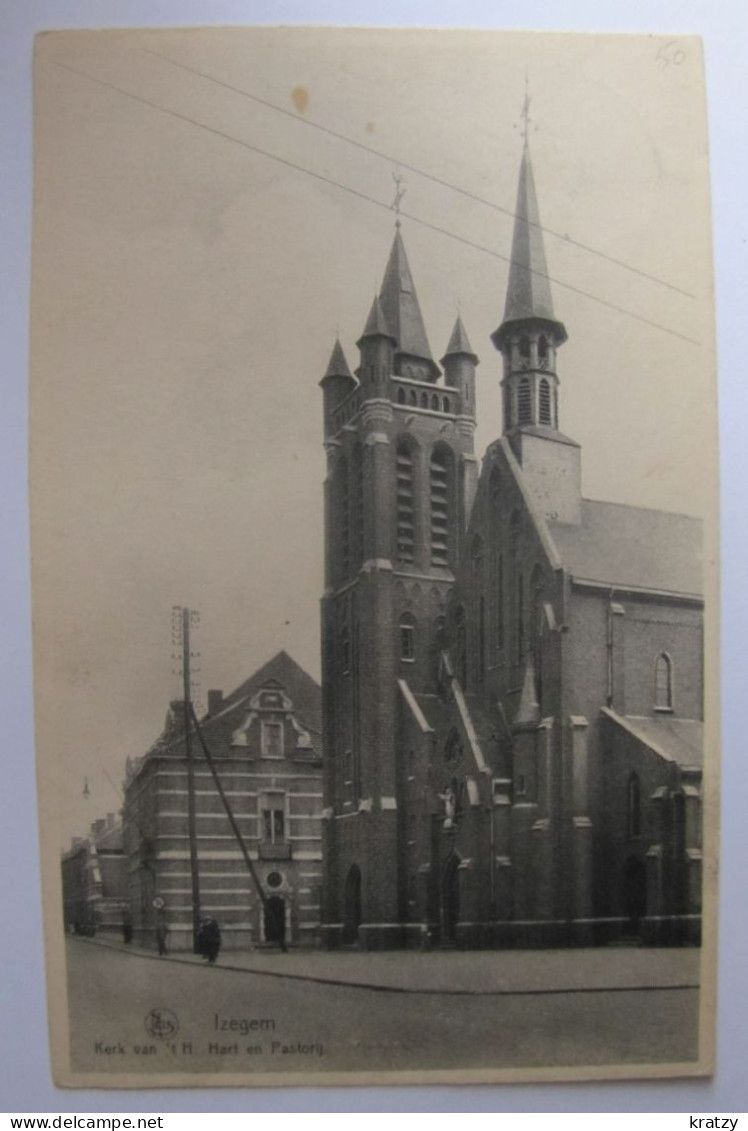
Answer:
202, 917, 221, 964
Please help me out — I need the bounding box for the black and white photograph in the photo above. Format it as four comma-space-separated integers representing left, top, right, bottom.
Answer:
30, 26, 718, 1087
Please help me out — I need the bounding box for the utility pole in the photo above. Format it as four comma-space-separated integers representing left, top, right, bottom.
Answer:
182, 607, 202, 952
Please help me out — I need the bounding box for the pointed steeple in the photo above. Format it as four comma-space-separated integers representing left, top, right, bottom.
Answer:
323, 338, 354, 381
379, 230, 439, 379
358, 293, 395, 344
441, 314, 478, 364
514, 654, 540, 728
503, 140, 558, 325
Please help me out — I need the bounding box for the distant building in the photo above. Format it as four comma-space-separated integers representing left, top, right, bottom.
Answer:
122, 651, 323, 951
319, 139, 703, 949
61, 814, 127, 936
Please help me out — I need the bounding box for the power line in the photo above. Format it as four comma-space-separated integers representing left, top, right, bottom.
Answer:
143, 45, 695, 300
48, 58, 700, 348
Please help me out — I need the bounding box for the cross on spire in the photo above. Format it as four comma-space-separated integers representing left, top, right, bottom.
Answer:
390, 172, 406, 228
514, 72, 535, 143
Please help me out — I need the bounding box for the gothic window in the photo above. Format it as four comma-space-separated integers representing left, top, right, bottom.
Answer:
455, 604, 467, 687
445, 728, 463, 767
397, 387, 405, 405
497, 553, 505, 651
261, 720, 284, 758
421, 392, 428, 408
471, 535, 485, 682
338, 455, 350, 582
503, 383, 511, 430
352, 444, 364, 569
431, 394, 439, 411
519, 334, 531, 361
539, 378, 552, 425
627, 773, 641, 838
408, 389, 417, 406
538, 335, 548, 362
399, 612, 416, 661
443, 396, 450, 413
429, 446, 453, 567
517, 574, 525, 664
340, 628, 351, 675
655, 653, 674, 711
518, 377, 532, 425
395, 439, 416, 563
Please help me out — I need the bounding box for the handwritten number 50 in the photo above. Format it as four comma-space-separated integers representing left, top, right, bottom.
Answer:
656, 41, 686, 69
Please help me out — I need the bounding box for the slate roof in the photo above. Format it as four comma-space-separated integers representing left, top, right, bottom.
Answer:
441, 314, 478, 363
603, 709, 703, 770
322, 338, 355, 381
147, 651, 322, 760
378, 230, 436, 368
503, 141, 557, 325
548, 499, 703, 597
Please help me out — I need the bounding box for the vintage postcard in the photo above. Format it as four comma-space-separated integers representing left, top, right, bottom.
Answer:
30, 27, 719, 1087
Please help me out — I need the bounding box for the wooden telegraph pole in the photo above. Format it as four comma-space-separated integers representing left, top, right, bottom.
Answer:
181, 607, 202, 952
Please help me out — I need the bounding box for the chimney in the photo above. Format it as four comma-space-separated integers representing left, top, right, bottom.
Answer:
207, 689, 224, 716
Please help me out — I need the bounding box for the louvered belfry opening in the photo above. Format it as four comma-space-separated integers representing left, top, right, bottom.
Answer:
396, 440, 416, 563
430, 447, 451, 567
539, 377, 552, 425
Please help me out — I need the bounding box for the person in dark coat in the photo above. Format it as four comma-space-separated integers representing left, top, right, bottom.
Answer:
201, 917, 221, 964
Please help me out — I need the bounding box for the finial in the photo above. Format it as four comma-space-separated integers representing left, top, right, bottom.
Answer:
513, 71, 536, 143
390, 172, 406, 228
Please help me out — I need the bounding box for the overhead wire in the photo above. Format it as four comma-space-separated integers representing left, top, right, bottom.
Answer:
48, 58, 701, 348
143, 45, 695, 300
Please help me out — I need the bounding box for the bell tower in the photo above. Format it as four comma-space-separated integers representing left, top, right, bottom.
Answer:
320, 225, 478, 948
491, 137, 581, 525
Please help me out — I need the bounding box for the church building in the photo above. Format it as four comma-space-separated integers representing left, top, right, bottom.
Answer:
319, 138, 703, 949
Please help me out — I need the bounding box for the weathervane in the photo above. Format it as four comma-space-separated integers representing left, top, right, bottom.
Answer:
390, 172, 406, 227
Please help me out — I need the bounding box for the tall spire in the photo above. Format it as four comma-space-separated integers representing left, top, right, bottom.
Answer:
503, 140, 557, 325
379, 229, 438, 378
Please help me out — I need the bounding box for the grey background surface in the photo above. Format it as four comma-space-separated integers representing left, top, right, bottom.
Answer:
2, 0, 746, 1114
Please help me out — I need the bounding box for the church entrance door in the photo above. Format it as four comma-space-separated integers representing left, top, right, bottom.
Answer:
622, 856, 647, 933
441, 854, 460, 944
264, 895, 286, 946
342, 864, 362, 944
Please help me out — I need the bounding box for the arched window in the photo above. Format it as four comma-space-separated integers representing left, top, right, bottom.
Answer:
539, 378, 552, 425
471, 535, 485, 682
518, 377, 532, 424
454, 605, 467, 687
502, 383, 511, 429
399, 612, 416, 661
408, 389, 417, 406
420, 391, 428, 408
340, 627, 351, 675
431, 393, 439, 411
429, 446, 453, 567
628, 772, 641, 838
396, 387, 405, 405
352, 444, 364, 569
655, 653, 673, 710
443, 396, 450, 413
519, 334, 531, 360
538, 335, 548, 362
395, 438, 416, 564
337, 456, 350, 583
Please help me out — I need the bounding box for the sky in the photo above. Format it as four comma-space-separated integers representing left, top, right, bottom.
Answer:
29, 27, 716, 849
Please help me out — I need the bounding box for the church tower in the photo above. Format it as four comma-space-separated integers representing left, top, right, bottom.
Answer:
320, 225, 478, 948
491, 139, 581, 525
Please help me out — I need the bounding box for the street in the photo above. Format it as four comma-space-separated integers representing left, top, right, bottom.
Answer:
65, 938, 700, 1078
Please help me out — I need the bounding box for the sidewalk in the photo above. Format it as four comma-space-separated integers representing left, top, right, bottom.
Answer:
74, 934, 701, 996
